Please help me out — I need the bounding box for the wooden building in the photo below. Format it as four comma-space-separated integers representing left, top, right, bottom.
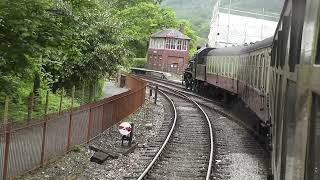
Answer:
146, 25, 191, 74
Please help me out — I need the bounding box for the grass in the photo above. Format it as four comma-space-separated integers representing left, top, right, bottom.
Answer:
0, 84, 103, 124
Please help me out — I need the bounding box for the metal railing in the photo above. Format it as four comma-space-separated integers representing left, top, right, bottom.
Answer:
0, 75, 146, 180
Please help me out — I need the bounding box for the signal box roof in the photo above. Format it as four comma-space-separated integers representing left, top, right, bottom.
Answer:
151, 28, 191, 40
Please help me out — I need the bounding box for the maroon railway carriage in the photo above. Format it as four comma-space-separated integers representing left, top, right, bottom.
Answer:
192, 37, 273, 126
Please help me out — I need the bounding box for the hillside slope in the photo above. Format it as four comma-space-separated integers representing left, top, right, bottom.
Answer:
162, 0, 284, 45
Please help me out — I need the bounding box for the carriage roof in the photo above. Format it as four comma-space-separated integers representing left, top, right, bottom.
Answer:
207, 37, 273, 56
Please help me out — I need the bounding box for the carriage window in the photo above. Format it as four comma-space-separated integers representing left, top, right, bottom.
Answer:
252, 56, 256, 87
212, 58, 215, 73
255, 55, 260, 88
220, 60, 223, 75
250, 56, 253, 86
217, 59, 219, 74
232, 58, 235, 78
224, 58, 226, 76
265, 58, 270, 92
218, 60, 220, 75
224, 57, 227, 76
245, 58, 247, 82
241, 59, 243, 81
306, 93, 320, 180
226, 57, 229, 77
226, 57, 229, 76
210, 59, 213, 73
252, 56, 254, 86
243, 59, 245, 81
215, 59, 217, 73
219, 58, 222, 75
226, 58, 229, 77
229, 57, 232, 77
248, 56, 251, 85
228, 57, 231, 77
231, 57, 233, 78
260, 54, 265, 91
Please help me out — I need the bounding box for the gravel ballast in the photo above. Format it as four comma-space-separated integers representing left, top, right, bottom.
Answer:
19, 92, 166, 180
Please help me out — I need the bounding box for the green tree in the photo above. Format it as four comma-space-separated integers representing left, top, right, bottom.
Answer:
116, 2, 177, 57
176, 20, 198, 56
0, 0, 130, 96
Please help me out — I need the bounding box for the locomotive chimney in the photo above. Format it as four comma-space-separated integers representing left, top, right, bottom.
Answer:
179, 23, 185, 34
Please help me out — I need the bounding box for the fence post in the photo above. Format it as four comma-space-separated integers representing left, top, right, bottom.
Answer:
71, 86, 75, 108
3, 96, 9, 124
87, 108, 92, 143
44, 91, 49, 115
40, 91, 49, 166
27, 92, 34, 121
66, 86, 75, 151
2, 124, 11, 180
66, 114, 73, 151
59, 88, 64, 114
93, 81, 97, 102
82, 85, 85, 105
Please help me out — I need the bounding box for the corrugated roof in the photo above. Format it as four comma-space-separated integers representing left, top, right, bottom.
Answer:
151, 28, 191, 40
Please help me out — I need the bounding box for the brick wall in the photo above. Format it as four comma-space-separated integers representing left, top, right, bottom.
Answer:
147, 48, 189, 74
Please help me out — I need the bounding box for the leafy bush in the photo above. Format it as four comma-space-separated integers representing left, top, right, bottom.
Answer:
132, 58, 147, 68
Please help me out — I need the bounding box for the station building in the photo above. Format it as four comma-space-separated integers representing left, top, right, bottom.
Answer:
146, 25, 191, 74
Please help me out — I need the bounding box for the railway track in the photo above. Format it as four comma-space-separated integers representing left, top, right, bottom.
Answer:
125, 88, 214, 179
137, 75, 267, 141
132, 76, 271, 179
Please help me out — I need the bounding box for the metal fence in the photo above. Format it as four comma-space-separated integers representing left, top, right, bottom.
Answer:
0, 75, 146, 180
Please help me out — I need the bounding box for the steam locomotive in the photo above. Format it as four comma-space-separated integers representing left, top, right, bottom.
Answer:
184, 0, 320, 179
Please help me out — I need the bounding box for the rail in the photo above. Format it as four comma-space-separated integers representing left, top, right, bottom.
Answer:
138, 85, 214, 180
163, 88, 214, 180
0, 75, 146, 180
137, 89, 177, 180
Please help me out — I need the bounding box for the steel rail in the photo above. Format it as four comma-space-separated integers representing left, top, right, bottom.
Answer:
137, 89, 177, 180
160, 88, 214, 180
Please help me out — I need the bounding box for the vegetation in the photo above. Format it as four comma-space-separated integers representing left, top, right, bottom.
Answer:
161, 0, 284, 45
131, 58, 148, 69
0, 0, 198, 122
